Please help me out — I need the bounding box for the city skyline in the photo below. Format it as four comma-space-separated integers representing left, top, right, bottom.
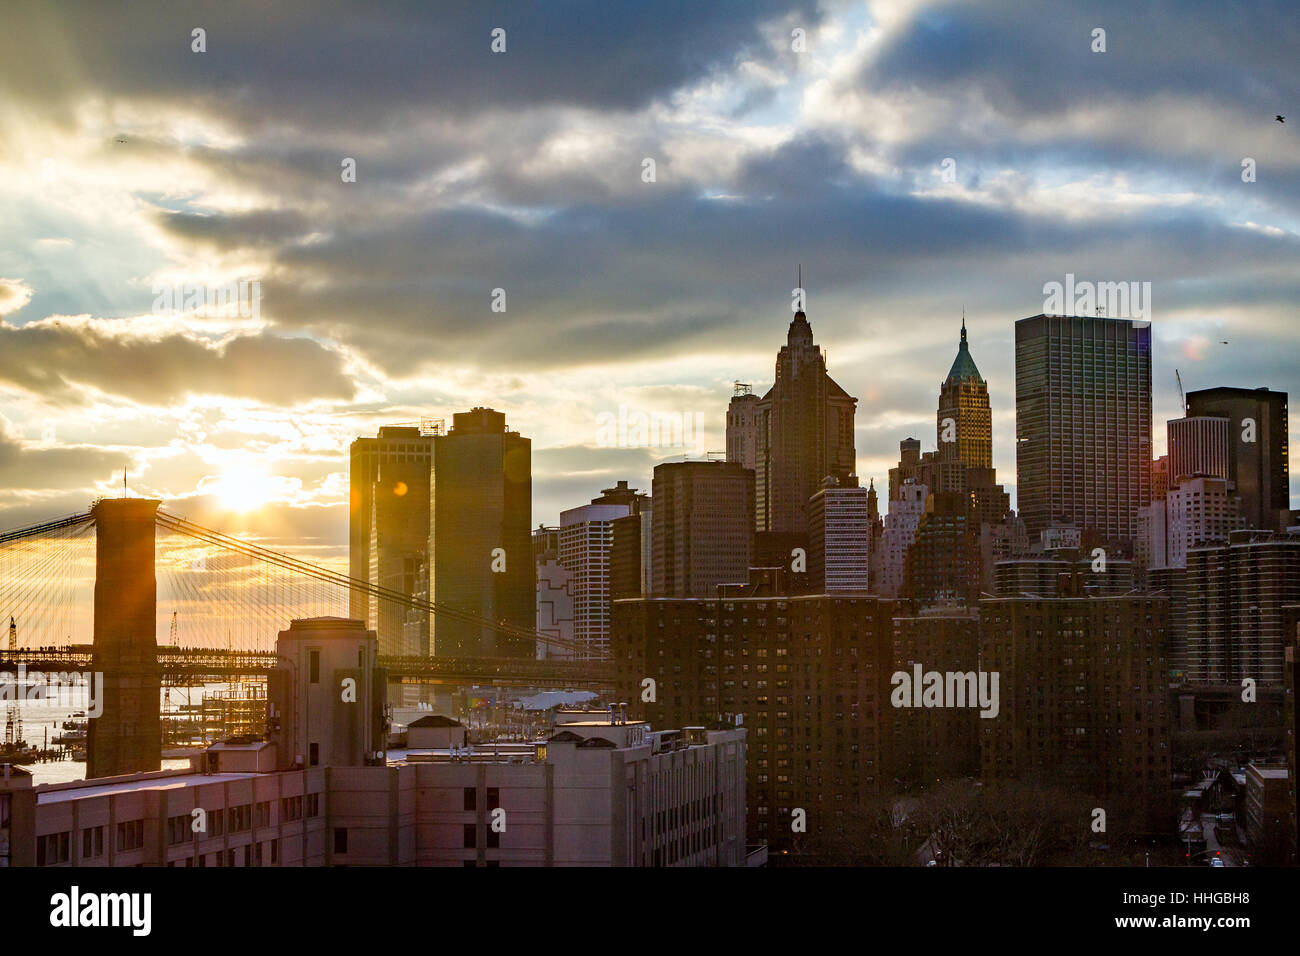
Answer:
1, 1, 1297, 553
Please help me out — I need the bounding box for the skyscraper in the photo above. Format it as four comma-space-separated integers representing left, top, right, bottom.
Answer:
1186, 387, 1290, 532
936, 316, 993, 491
1015, 314, 1153, 543
725, 383, 762, 472
1167, 415, 1231, 483
1185, 530, 1300, 686
808, 475, 871, 593
884, 320, 1010, 601
651, 460, 753, 598
727, 305, 856, 538
428, 408, 533, 658
558, 481, 648, 660
349, 425, 434, 656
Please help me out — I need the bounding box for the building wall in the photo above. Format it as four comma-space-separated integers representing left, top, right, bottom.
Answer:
29, 768, 329, 868
14, 735, 746, 868
876, 481, 927, 598
978, 593, 1170, 824
613, 594, 894, 852
1168, 416, 1231, 484
349, 427, 432, 651
651, 461, 753, 598
1015, 314, 1153, 544
429, 408, 533, 658
808, 483, 870, 593
1187, 388, 1289, 533
536, 557, 576, 661
890, 611, 982, 784
1185, 532, 1300, 686
559, 503, 631, 660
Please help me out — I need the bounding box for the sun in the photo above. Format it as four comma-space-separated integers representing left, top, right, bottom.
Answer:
213, 463, 278, 512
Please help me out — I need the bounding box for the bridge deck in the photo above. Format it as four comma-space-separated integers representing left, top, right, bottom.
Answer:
0, 648, 612, 688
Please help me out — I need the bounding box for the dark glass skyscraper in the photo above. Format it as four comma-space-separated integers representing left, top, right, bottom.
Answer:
428, 407, 533, 658
1015, 314, 1152, 544
349, 425, 433, 656
1186, 386, 1290, 532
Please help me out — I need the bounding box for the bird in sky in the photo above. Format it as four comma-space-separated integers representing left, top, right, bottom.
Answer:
1277, 115, 1285, 123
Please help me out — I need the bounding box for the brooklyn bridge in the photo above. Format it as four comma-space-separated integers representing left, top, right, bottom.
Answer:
0, 497, 613, 774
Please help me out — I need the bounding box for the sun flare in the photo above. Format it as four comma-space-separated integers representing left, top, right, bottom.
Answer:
213, 463, 278, 512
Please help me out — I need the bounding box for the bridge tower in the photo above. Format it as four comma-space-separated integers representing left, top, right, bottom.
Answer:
87, 498, 162, 778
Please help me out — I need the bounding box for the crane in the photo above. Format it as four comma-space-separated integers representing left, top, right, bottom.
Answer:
1176, 369, 1186, 414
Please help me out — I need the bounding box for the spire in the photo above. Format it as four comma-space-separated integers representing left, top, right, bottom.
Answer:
787, 262, 812, 344
944, 313, 983, 385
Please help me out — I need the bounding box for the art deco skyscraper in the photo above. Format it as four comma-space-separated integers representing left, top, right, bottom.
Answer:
728, 305, 856, 538
936, 316, 993, 486
1015, 314, 1152, 544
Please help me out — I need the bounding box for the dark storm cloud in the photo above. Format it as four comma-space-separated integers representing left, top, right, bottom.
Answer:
863, 0, 1299, 117
155, 209, 313, 250
3, 0, 818, 129
0, 319, 356, 406
236, 132, 1296, 377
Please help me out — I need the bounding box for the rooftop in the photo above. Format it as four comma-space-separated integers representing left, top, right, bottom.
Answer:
36, 770, 258, 805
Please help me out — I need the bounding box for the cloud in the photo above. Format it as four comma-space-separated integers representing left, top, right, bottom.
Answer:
0, 417, 130, 492
0, 315, 357, 406
0, 278, 34, 316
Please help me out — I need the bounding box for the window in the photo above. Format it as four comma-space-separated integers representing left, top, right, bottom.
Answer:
37, 831, 71, 866
271, 839, 279, 865
463, 787, 476, 811
463, 824, 476, 849
306, 793, 320, 817
167, 814, 190, 845
116, 819, 144, 852
334, 828, 348, 854
486, 787, 500, 811
486, 828, 500, 849
309, 650, 320, 683
230, 804, 251, 832
309, 743, 320, 767
280, 795, 303, 822
255, 801, 271, 827
211, 809, 225, 836
81, 825, 104, 859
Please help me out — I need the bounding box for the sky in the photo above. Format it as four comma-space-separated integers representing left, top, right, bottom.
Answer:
1, 0, 1297, 560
